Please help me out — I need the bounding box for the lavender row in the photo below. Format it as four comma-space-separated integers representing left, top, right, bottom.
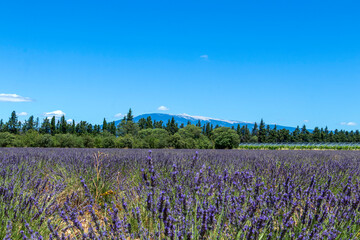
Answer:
0, 148, 360, 239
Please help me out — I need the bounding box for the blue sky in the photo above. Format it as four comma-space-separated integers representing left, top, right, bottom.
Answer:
0, 0, 359, 130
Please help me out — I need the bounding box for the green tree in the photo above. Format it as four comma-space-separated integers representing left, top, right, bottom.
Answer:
258, 119, 267, 143
0, 132, 15, 147
252, 122, 258, 137
40, 118, 51, 134
7, 111, 19, 134
146, 116, 153, 129
165, 117, 179, 135
117, 109, 139, 136
59, 115, 67, 134
50, 116, 56, 135
212, 127, 240, 149
312, 127, 321, 142
300, 125, 310, 142
102, 118, 108, 132
292, 126, 300, 142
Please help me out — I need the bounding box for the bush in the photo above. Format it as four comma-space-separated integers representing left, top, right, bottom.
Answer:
102, 136, 116, 148
0, 132, 15, 147
212, 127, 240, 149
82, 135, 95, 148
54, 134, 84, 148
116, 135, 134, 148
23, 130, 41, 147
38, 134, 54, 147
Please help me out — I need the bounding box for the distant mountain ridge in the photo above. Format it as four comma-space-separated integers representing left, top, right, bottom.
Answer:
114, 113, 298, 131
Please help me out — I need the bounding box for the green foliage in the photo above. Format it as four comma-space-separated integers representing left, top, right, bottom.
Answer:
1, 109, 360, 149
138, 128, 169, 148
54, 134, 84, 148
0, 132, 15, 147
38, 134, 54, 147
116, 134, 134, 148
212, 127, 240, 149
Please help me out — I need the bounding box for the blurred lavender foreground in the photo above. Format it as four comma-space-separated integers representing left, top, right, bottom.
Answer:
1, 149, 360, 239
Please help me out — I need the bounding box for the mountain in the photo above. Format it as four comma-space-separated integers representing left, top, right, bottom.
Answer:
114, 113, 298, 131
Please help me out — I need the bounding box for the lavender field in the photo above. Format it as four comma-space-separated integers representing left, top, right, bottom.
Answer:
1, 148, 360, 239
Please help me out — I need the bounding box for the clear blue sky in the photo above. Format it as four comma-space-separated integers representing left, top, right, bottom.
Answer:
0, 0, 359, 130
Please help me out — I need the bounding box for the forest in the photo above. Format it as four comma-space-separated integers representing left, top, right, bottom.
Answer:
0, 109, 359, 149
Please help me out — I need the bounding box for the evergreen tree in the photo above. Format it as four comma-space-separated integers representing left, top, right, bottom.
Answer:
252, 122, 258, 137
300, 125, 310, 142
71, 120, 76, 134
50, 116, 56, 135
109, 121, 116, 135
0, 119, 4, 132
87, 123, 93, 134
126, 108, 134, 122
154, 120, 164, 129
165, 117, 179, 135
7, 111, 19, 134
117, 109, 138, 136
242, 125, 251, 143
102, 118, 108, 132
26, 115, 35, 132
292, 126, 300, 142
59, 115, 67, 134
205, 123, 212, 137
40, 118, 51, 134
35, 117, 39, 131
269, 125, 278, 143
258, 119, 267, 143
146, 116, 153, 129
138, 118, 146, 130
312, 127, 321, 142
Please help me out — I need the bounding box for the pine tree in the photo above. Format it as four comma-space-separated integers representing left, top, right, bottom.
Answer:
40, 118, 51, 134
146, 116, 153, 129
7, 111, 19, 134
126, 108, 134, 122
252, 122, 258, 137
50, 116, 56, 135
0, 119, 4, 132
243, 125, 251, 142
300, 125, 310, 142
165, 117, 179, 135
59, 115, 67, 134
71, 120, 76, 134
138, 118, 146, 130
102, 118, 108, 132
26, 115, 35, 132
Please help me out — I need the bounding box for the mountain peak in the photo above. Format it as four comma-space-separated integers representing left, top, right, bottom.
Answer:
112, 112, 297, 131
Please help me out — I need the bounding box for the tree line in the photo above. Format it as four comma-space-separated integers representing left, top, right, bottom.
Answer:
0, 109, 359, 149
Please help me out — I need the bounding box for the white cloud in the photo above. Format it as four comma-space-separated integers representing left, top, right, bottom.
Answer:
17, 112, 28, 116
44, 110, 66, 118
114, 113, 124, 118
340, 122, 357, 126
158, 106, 169, 111
0, 93, 32, 102
304, 120, 309, 123
67, 119, 74, 124
200, 55, 208, 60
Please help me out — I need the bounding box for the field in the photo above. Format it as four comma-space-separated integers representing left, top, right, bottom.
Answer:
238, 143, 360, 150
0, 148, 360, 239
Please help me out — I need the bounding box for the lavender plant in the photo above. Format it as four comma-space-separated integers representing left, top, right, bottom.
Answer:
0, 148, 360, 239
